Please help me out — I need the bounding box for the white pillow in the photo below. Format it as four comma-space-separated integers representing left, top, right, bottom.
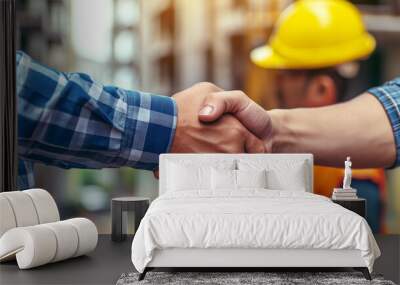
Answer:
238, 159, 307, 191
167, 160, 236, 191
167, 163, 210, 191
267, 167, 306, 191
211, 168, 236, 190
236, 169, 267, 189
211, 169, 268, 190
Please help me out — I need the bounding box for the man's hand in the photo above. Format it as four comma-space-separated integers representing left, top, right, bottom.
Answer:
170, 83, 266, 154
198, 89, 397, 168
198, 90, 275, 152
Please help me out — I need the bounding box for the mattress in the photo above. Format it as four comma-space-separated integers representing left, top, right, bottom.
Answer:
131, 190, 380, 273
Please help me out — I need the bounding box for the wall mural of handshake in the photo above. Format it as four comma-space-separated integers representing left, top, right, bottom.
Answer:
0, 189, 98, 269
10, 50, 399, 237
14, 51, 397, 192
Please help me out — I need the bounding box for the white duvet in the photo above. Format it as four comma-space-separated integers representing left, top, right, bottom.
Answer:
131, 190, 380, 273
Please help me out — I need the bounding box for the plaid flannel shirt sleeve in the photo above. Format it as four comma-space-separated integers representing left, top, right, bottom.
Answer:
17, 51, 177, 180
368, 77, 400, 168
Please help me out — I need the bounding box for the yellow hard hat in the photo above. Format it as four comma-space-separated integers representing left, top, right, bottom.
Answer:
251, 0, 375, 69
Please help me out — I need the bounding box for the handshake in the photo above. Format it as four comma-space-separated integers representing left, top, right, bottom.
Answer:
170, 82, 275, 155
168, 81, 395, 169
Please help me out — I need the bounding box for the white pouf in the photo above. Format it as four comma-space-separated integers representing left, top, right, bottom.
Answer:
0, 189, 98, 269
24, 188, 60, 223
0, 196, 17, 237
0, 218, 98, 269
1, 191, 39, 227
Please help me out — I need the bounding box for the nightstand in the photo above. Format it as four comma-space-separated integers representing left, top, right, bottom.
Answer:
332, 198, 366, 218
111, 197, 150, 242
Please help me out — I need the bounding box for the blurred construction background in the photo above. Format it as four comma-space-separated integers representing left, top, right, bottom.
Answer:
16, 0, 400, 233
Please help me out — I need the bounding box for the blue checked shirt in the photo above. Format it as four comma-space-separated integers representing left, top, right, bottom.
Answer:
368, 77, 400, 168
17, 51, 177, 190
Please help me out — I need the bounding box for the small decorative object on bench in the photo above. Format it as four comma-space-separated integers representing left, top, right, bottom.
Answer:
111, 197, 150, 242
0, 189, 98, 269
332, 156, 358, 200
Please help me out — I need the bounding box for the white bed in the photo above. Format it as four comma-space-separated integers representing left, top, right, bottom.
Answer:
131, 154, 380, 280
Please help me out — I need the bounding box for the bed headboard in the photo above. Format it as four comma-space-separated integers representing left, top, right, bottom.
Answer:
159, 154, 314, 195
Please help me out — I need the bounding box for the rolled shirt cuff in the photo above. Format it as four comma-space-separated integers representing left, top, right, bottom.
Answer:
368, 78, 400, 168
122, 91, 177, 170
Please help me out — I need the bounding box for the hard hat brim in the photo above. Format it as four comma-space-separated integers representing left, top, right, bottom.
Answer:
250, 33, 376, 70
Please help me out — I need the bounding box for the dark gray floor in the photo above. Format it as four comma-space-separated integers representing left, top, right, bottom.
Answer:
374, 235, 400, 284
0, 235, 399, 285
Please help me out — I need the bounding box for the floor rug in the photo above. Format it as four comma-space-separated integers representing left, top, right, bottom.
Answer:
117, 271, 396, 285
